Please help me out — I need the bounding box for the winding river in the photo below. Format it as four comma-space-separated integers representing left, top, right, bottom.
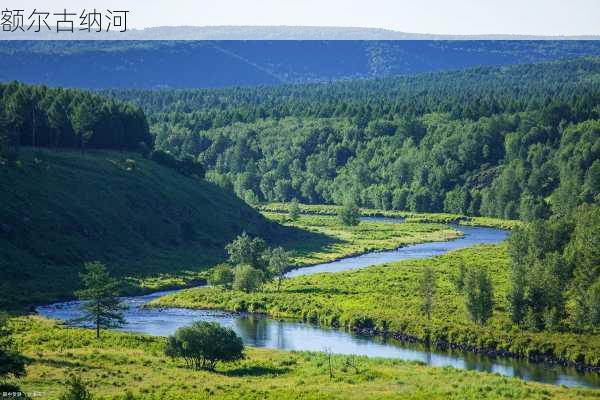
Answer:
37, 218, 600, 389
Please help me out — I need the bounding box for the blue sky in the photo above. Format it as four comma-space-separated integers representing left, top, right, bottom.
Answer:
13, 0, 600, 35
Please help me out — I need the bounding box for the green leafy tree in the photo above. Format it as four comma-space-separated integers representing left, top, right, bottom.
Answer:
338, 201, 360, 226
165, 321, 244, 370
524, 255, 566, 331
209, 264, 234, 289
59, 375, 93, 400
588, 279, 600, 327
566, 205, 600, 327
233, 265, 264, 293
507, 226, 529, 324
267, 247, 292, 291
75, 261, 126, 339
418, 266, 437, 320
225, 232, 267, 270
289, 199, 301, 221
464, 267, 494, 325
444, 187, 470, 214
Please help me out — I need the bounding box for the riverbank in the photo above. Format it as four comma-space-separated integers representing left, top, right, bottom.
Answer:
151, 243, 600, 371
258, 203, 520, 230
269, 213, 462, 268
2, 200, 461, 313
7, 316, 598, 400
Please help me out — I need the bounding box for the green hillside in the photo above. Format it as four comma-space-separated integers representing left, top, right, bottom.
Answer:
0, 149, 284, 310
133, 57, 600, 220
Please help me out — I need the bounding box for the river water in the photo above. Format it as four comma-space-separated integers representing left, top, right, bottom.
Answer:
36, 218, 600, 388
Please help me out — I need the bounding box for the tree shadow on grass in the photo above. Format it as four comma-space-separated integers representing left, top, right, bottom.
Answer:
221, 365, 290, 377
273, 223, 343, 256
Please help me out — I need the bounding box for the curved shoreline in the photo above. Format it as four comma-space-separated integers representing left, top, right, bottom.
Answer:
38, 218, 600, 388
283, 227, 463, 277
147, 298, 600, 374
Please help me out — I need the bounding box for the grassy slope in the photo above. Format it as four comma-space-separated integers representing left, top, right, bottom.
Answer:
8, 316, 598, 400
0, 149, 285, 310
154, 218, 600, 368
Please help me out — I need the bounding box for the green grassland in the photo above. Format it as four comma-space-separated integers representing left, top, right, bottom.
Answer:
6, 316, 598, 400
0, 149, 286, 311
259, 203, 520, 230
266, 212, 461, 268
153, 241, 600, 369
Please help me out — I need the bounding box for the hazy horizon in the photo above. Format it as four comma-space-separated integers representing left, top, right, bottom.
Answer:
10, 0, 600, 36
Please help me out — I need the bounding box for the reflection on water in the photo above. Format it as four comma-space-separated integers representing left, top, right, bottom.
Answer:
37, 295, 600, 388
36, 219, 600, 389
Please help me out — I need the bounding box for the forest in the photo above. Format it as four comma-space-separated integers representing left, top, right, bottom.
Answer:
109, 57, 600, 220
0, 81, 151, 154
1, 51, 600, 399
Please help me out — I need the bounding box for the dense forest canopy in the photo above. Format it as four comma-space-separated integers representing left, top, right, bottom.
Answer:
1, 58, 598, 221
508, 204, 600, 331
0, 82, 151, 153
108, 58, 600, 220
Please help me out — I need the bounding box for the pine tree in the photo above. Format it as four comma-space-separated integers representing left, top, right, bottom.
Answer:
75, 262, 126, 338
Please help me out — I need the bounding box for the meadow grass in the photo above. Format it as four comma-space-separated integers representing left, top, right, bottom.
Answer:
7, 316, 598, 400
267, 212, 461, 267
259, 203, 520, 230
153, 242, 600, 368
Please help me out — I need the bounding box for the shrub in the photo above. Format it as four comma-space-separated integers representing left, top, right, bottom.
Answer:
233, 265, 264, 293
210, 264, 235, 289
59, 375, 93, 400
165, 321, 244, 370
338, 201, 360, 226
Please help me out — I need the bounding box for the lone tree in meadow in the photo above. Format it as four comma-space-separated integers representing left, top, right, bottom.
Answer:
419, 266, 437, 320
165, 321, 244, 371
76, 261, 126, 339
289, 199, 301, 221
465, 267, 494, 325
338, 200, 360, 226
267, 246, 292, 291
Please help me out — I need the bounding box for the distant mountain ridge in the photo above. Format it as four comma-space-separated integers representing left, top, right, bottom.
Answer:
1, 26, 599, 40
1, 39, 600, 88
